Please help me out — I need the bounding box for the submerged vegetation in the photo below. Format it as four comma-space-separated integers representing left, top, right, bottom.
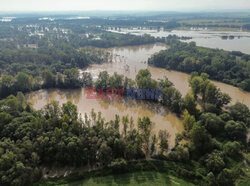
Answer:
0, 13, 249, 185
0, 69, 249, 185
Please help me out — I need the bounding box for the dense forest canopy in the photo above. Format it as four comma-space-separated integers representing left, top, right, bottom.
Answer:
0, 70, 249, 185
149, 39, 250, 91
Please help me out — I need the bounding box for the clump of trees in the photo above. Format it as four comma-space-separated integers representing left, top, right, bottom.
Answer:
0, 46, 108, 97
0, 68, 91, 98
93, 70, 235, 115
168, 76, 250, 185
189, 73, 232, 109
93, 69, 184, 113
0, 71, 249, 186
0, 92, 170, 185
148, 39, 250, 91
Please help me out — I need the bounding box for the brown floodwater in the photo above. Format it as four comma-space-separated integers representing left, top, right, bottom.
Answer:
26, 88, 183, 147
83, 43, 250, 107
26, 43, 250, 148
108, 27, 250, 54
149, 67, 250, 107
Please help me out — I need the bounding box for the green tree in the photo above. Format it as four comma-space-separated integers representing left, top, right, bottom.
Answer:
205, 150, 225, 173
62, 101, 78, 122
43, 101, 61, 119
223, 141, 243, 158
137, 117, 153, 159
190, 123, 212, 155
217, 168, 237, 186
168, 145, 190, 162
0, 75, 15, 97
225, 120, 247, 142
162, 87, 182, 113
158, 130, 169, 154
63, 68, 81, 88
15, 72, 32, 92
136, 69, 157, 89
122, 115, 129, 136
16, 92, 27, 110
110, 72, 124, 89
82, 72, 93, 87
230, 102, 250, 125
42, 70, 56, 88
183, 93, 199, 117
95, 71, 110, 90
200, 113, 225, 136
182, 109, 196, 131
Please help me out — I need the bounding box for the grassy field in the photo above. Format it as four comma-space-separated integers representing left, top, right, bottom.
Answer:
236, 167, 250, 186
34, 160, 198, 186
57, 171, 193, 186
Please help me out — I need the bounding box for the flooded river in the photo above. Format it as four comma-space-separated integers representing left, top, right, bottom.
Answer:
85, 43, 250, 106
108, 27, 250, 54
26, 44, 250, 147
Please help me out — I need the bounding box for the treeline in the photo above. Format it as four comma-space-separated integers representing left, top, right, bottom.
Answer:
45, 33, 165, 49
0, 73, 249, 185
167, 74, 250, 185
0, 67, 91, 98
149, 39, 250, 91
90, 70, 183, 113
89, 71, 250, 185
90, 70, 232, 114
3, 17, 180, 30
78, 33, 164, 48
0, 45, 107, 76
0, 22, 165, 50
0, 92, 170, 185
0, 46, 108, 98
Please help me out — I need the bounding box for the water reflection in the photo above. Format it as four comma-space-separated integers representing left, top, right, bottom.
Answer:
26, 44, 250, 149
84, 44, 250, 107
26, 88, 183, 147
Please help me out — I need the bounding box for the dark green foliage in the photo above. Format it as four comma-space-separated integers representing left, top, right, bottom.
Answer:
230, 102, 250, 126
189, 74, 231, 109
204, 150, 225, 173
149, 40, 250, 91
109, 158, 128, 173
225, 120, 247, 142
200, 113, 225, 136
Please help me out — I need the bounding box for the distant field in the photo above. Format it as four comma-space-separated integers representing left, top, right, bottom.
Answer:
60, 172, 193, 186
177, 19, 250, 30
179, 19, 244, 25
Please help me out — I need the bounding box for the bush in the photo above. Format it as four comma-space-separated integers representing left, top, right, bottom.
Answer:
109, 158, 128, 173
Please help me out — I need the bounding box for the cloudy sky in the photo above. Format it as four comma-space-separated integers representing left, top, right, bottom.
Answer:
0, 0, 250, 11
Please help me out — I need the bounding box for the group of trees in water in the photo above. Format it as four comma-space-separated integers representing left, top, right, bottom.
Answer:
0, 69, 249, 185
88, 69, 232, 115
149, 39, 250, 91
0, 92, 169, 185
0, 20, 249, 185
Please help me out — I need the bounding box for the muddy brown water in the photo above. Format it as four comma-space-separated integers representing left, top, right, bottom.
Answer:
26, 43, 250, 147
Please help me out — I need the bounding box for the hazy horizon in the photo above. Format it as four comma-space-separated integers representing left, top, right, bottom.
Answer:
1, 0, 250, 12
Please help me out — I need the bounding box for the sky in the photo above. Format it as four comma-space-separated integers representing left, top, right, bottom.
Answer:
0, 0, 250, 11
